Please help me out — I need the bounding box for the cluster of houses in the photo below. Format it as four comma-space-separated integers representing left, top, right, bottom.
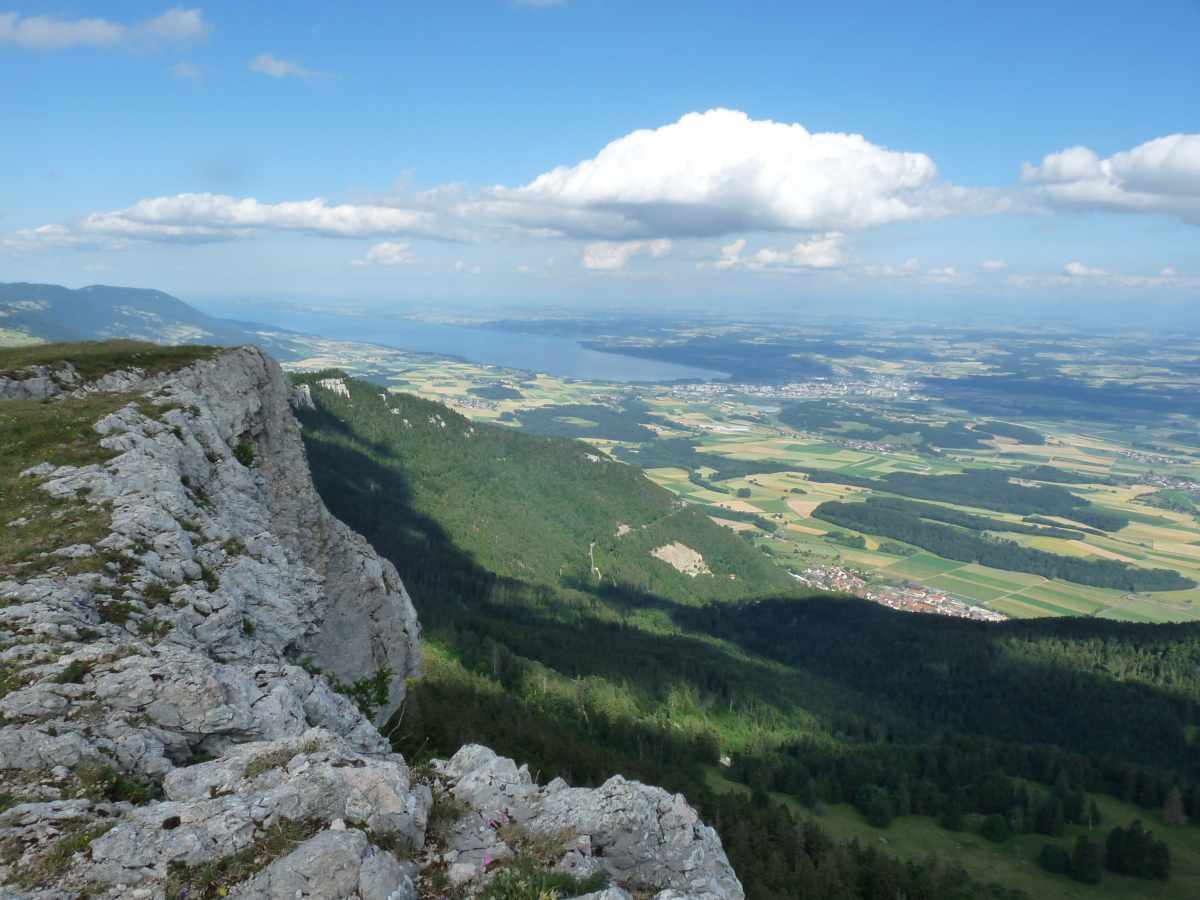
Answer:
668, 375, 915, 402
789, 565, 1006, 622
1115, 447, 1183, 466
1138, 472, 1200, 496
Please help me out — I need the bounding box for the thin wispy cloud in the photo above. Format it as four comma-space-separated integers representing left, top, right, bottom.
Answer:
0, 7, 210, 50
250, 52, 320, 80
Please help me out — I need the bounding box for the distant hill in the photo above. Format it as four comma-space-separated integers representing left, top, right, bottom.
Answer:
292, 370, 796, 605
0, 281, 284, 350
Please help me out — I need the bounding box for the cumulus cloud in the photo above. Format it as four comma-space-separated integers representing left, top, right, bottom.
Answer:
582, 239, 671, 270
477, 109, 1000, 240
980, 259, 1007, 271
352, 241, 415, 267
250, 52, 319, 80
0, 109, 1017, 254
0, 7, 210, 49
708, 233, 846, 272
1023, 134, 1200, 224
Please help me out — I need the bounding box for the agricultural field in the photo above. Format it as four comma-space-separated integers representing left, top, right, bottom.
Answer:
289, 325, 1200, 623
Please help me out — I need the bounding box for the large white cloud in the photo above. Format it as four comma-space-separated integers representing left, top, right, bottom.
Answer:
1023, 134, 1200, 224
1, 110, 1008, 251
582, 239, 671, 270
478, 109, 1000, 239
0, 8, 209, 49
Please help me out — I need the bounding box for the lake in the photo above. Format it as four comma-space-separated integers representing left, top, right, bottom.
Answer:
231, 307, 727, 383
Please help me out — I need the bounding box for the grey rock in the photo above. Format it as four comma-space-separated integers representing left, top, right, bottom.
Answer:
437, 745, 743, 900
0, 346, 741, 900
227, 829, 415, 900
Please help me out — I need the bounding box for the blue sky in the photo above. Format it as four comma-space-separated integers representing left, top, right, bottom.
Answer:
1, 1, 1197, 318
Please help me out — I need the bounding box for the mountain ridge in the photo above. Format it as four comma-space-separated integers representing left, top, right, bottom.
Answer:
0, 341, 742, 900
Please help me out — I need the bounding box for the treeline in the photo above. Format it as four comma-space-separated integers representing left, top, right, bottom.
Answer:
982, 421, 1046, 444
813, 500, 1194, 591
614, 436, 796, 481
680, 597, 1200, 777
1012, 464, 1106, 484
696, 502, 779, 533
397, 659, 1029, 900
798, 468, 1129, 532
779, 401, 994, 449
506, 401, 659, 442
865, 496, 1084, 540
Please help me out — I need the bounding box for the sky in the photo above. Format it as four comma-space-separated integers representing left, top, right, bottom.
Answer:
1, 1, 1198, 320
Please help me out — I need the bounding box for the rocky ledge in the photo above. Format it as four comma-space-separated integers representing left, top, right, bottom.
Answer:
0, 345, 742, 900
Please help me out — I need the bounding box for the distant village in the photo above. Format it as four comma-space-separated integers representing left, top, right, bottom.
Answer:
669, 375, 916, 402
788, 564, 1007, 622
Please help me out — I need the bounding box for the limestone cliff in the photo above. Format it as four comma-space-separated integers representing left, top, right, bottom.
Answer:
0, 346, 742, 900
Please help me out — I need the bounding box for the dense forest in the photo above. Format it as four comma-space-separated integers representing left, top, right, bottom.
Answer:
294, 372, 1200, 900
813, 499, 1194, 591
779, 401, 995, 449
796, 467, 1130, 531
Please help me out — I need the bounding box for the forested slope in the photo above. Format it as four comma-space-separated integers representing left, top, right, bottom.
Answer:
294, 371, 1200, 900
291, 371, 794, 603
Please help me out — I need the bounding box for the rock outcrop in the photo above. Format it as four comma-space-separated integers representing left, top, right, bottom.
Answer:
0, 346, 742, 900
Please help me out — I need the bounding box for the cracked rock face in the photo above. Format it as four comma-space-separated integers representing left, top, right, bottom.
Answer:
0, 346, 742, 900
433, 745, 745, 900
0, 348, 423, 898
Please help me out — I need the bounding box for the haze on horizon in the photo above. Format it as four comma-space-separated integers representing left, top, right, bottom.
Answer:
2, 1, 1197, 324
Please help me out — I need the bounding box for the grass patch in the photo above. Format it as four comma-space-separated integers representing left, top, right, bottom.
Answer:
74, 763, 159, 805
142, 581, 172, 606
14, 822, 114, 889
243, 747, 298, 780
0, 393, 135, 576
163, 818, 323, 900
53, 659, 93, 684
479, 855, 607, 900
0, 340, 219, 382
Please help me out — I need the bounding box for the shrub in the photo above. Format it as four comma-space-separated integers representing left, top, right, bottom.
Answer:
98, 601, 134, 625
142, 581, 172, 606
233, 440, 256, 468
53, 659, 92, 684
75, 763, 158, 804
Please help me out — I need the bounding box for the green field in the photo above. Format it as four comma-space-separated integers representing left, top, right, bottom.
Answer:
704, 768, 1200, 900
